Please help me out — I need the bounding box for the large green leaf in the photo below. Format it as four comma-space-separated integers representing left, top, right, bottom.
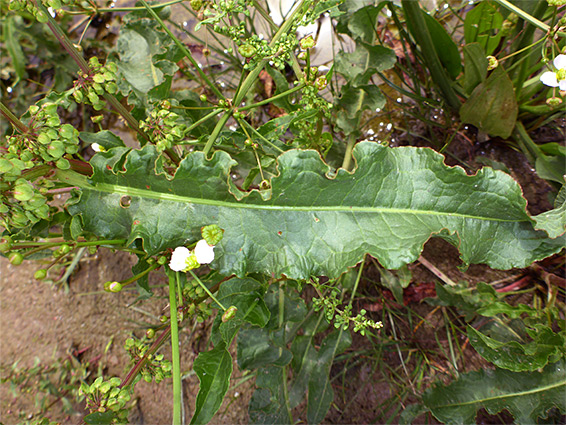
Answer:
422, 359, 566, 424
190, 343, 233, 425
464, 1, 504, 56
65, 142, 563, 279
460, 66, 518, 138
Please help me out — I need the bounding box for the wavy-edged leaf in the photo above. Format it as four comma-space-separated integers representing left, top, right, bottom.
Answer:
422, 359, 566, 425
190, 343, 232, 425
64, 142, 563, 279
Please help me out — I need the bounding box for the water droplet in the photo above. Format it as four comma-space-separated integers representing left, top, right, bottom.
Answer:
7, 86, 13, 93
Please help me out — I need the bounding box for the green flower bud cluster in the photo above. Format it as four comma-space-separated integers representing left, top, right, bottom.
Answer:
312, 291, 382, 336
124, 337, 172, 384
79, 376, 132, 423
8, 0, 76, 21
72, 57, 118, 111
3, 103, 79, 172
0, 177, 51, 230
547, 0, 566, 6
139, 101, 188, 152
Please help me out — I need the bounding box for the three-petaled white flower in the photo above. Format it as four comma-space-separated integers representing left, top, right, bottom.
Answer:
540, 54, 566, 91
194, 239, 215, 264
169, 240, 215, 272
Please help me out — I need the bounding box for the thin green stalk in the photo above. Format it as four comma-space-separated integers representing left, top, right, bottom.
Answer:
237, 118, 284, 153
168, 271, 182, 425
188, 269, 226, 311
139, 0, 224, 100
184, 108, 223, 134
342, 134, 357, 171
239, 83, 305, 111
278, 281, 293, 423
494, 0, 564, 34
0, 101, 29, 133
401, 0, 461, 111
202, 0, 310, 156
202, 112, 231, 158
64, 0, 184, 14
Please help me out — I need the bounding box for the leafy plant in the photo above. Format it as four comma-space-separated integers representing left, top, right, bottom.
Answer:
1, 0, 565, 423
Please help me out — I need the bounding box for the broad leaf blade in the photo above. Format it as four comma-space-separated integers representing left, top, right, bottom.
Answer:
460, 66, 518, 138
190, 343, 233, 425
66, 142, 563, 279
422, 359, 566, 425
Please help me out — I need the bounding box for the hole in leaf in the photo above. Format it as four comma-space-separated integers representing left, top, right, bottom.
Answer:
119, 195, 131, 208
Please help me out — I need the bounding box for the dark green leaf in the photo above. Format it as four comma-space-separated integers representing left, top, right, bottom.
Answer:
190, 343, 233, 425
237, 328, 292, 370
249, 365, 291, 425
468, 325, 565, 372
79, 131, 126, 149
5, 16, 26, 84
344, 5, 384, 44
307, 329, 352, 424
460, 66, 518, 138
464, 1, 504, 56
463, 43, 488, 94
422, 359, 566, 424
422, 11, 462, 79
84, 412, 115, 424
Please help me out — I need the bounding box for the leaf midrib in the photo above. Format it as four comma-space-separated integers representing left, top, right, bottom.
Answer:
430, 379, 566, 409
90, 182, 526, 223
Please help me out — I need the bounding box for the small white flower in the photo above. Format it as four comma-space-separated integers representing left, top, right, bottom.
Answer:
169, 246, 191, 271
194, 239, 214, 264
91, 143, 103, 152
540, 54, 566, 91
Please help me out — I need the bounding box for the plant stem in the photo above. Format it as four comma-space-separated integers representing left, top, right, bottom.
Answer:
342, 134, 357, 170
66, 0, 184, 14
168, 270, 182, 425
202, 112, 231, 158
184, 108, 223, 134
239, 83, 305, 111
188, 269, 226, 311
139, 0, 225, 100
494, 0, 554, 34
0, 102, 29, 133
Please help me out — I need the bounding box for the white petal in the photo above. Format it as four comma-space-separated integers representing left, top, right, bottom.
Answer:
559, 80, 566, 92
540, 71, 559, 87
91, 143, 102, 152
194, 239, 214, 264
169, 246, 191, 271
553, 54, 566, 70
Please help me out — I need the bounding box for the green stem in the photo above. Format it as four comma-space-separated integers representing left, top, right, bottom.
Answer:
202, 112, 231, 158
0, 102, 29, 133
401, 0, 461, 111
342, 134, 357, 170
34, 0, 148, 142
202, 0, 310, 157
188, 269, 226, 311
66, 0, 184, 14
239, 83, 305, 111
168, 271, 182, 425
278, 281, 293, 423
121, 262, 161, 286
494, 0, 562, 34
139, 0, 224, 100
184, 108, 223, 134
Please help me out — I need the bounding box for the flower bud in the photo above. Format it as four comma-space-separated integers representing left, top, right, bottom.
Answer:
300, 35, 316, 50
146, 328, 155, 339
9, 252, 24, 266
222, 306, 238, 322
34, 269, 47, 280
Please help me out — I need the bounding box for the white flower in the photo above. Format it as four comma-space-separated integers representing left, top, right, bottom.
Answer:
540, 54, 566, 91
194, 239, 215, 264
169, 246, 191, 271
91, 143, 103, 152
